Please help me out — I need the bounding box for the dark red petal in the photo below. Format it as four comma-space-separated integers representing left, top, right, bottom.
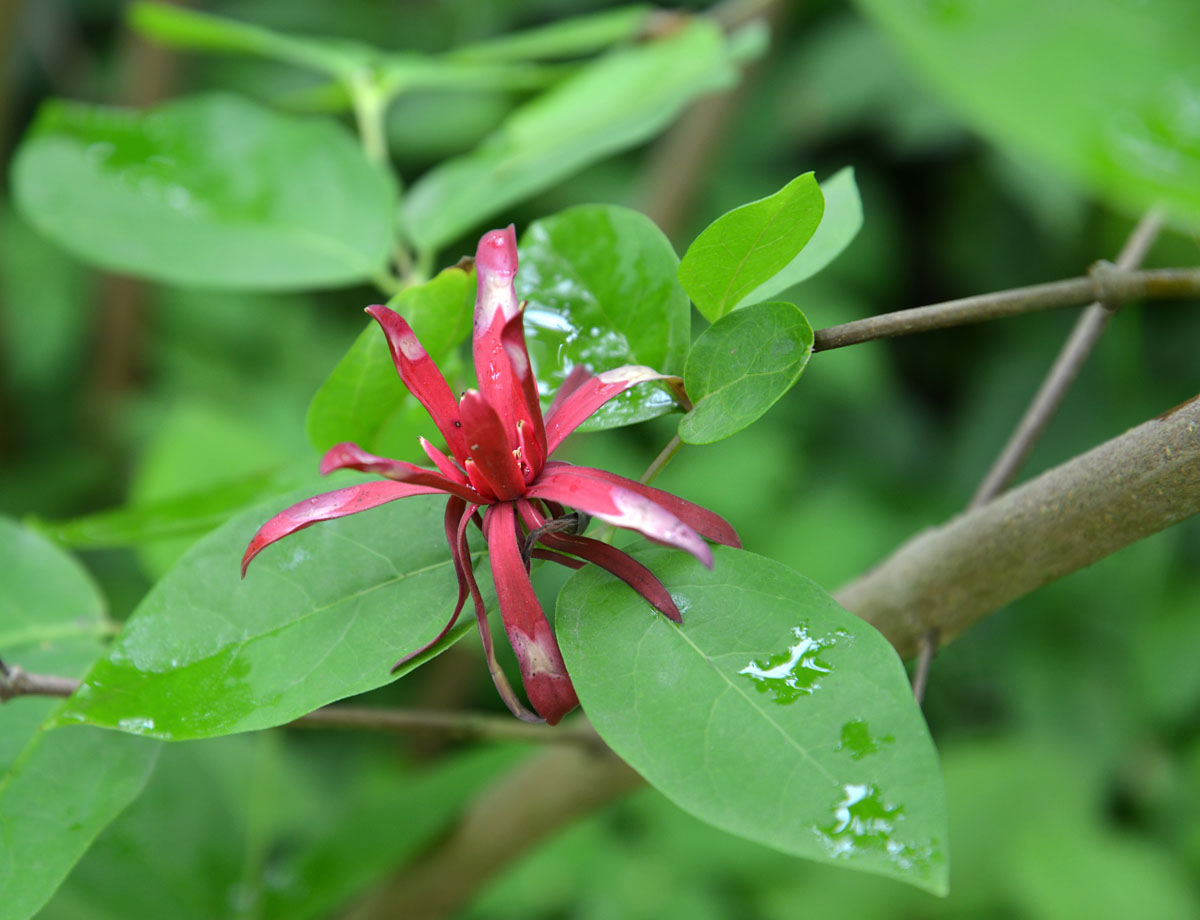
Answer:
320, 442, 485, 504
501, 306, 547, 464
546, 364, 593, 420
544, 366, 684, 455
241, 481, 441, 576
485, 502, 579, 725
527, 467, 713, 567
539, 532, 682, 622
392, 497, 472, 671
366, 304, 470, 463
530, 548, 587, 570
459, 390, 527, 501
419, 437, 468, 483
544, 461, 740, 548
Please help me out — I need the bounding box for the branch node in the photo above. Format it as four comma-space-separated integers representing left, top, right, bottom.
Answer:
1088, 259, 1123, 311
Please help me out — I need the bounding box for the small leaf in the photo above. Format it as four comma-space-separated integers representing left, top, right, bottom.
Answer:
401, 20, 737, 253
12, 93, 396, 290
0, 518, 160, 920
557, 546, 949, 894
679, 301, 813, 445
305, 266, 474, 457
678, 172, 824, 322
59, 480, 486, 740
738, 167, 863, 306
517, 205, 691, 431
451, 6, 651, 62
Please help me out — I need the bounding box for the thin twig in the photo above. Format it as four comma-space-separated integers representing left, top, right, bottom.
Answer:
640, 433, 683, 485
812, 267, 1200, 352
969, 211, 1165, 508
0, 666, 600, 746
911, 627, 938, 704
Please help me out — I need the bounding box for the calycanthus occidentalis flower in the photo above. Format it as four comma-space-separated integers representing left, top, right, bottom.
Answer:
242, 226, 740, 724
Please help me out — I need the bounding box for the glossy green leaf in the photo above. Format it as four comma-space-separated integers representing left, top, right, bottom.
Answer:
678, 172, 824, 322
401, 20, 737, 252
305, 266, 474, 457
557, 546, 948, 894
128, 3, 367, 76
679, 301, 813, 445
59, 480, 487, 740
0, 519, 160, 920
516, 205, 691, 431
738, 167, 863, 306
12, 93, 396, 289
855, 0, 1200, 229
39, 733, 527, 920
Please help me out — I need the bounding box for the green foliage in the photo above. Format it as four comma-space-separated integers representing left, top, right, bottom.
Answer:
0, 520, 160, 920
680, 301, 813, 444
59, 484, 482, 740
517, 204, 691, 430
557, 546, 948, 894
305, 266, 475, 457
678, 172, 824, 321
401, 19, 737, 252
855, 0, 1200, 229
12, 94, 396, 289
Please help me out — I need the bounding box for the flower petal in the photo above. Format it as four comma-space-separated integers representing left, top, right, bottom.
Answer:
546, 364, 593, 419
391, 497, 472, 671
527, 467, 713, 567
366, 304, 470, 463
539, 531, 682, 622
320, 442, 485, 504
419, 436, 468, 483
459, 390, 527, 501
544, 461, 740, 548
485, 502, 579, 725
241, 481, 441, 576
544, 365, 686, 455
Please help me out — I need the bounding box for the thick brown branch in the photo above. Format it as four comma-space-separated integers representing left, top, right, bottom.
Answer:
812, 268, 1200, 352
835, 393, 1200, 658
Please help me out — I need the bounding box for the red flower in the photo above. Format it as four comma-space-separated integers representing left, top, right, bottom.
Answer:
242, 226, 740, 724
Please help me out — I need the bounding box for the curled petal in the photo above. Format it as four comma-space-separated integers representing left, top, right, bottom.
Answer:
392, 497, 473, 671
544, 366, 686, 455
320, 442, 485, 504
539, 532, 682, 622
546, 364, 593, 419
242, 481, 441, 576
485, 502, 579, 724
528, 467, 713, 568
366, 305, 470, 463
419, 437, 468, 483
544, 461, 740, 548
474, 225, 520, 331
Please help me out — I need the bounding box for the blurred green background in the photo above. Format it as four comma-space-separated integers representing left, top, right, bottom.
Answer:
2, 1, 1198, 917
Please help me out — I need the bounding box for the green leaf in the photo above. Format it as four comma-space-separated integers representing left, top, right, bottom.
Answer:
39, 733, 527, 920
128, 3, 368, 77
678, 172, 824, 322
401, 20, 737, 253
855, 0, 1200, 230
557, 546, 948, 894
679, 301, 813, 445
12, 93, 396, 290
305, 266, 475, 457
738, 167, 863, 306
516, 205, 691, 431
0, 518, 159, 920
59, 480, 485, 740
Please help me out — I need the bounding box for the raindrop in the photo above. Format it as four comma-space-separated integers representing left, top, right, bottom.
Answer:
738, 625, 835, 702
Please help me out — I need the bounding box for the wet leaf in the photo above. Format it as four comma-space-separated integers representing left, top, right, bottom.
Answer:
306, 266, 475, 457
856, 0, 1200, 229
401, 20, 736, 253
12, 93, 396, 289
738, 167, 863, 306
678, 172, 824, 322
679, 301, 813, 445
557, 546, 948, 894
0, 518, 160, 920
517, 205, 691, 431
59, 479, 487, 740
